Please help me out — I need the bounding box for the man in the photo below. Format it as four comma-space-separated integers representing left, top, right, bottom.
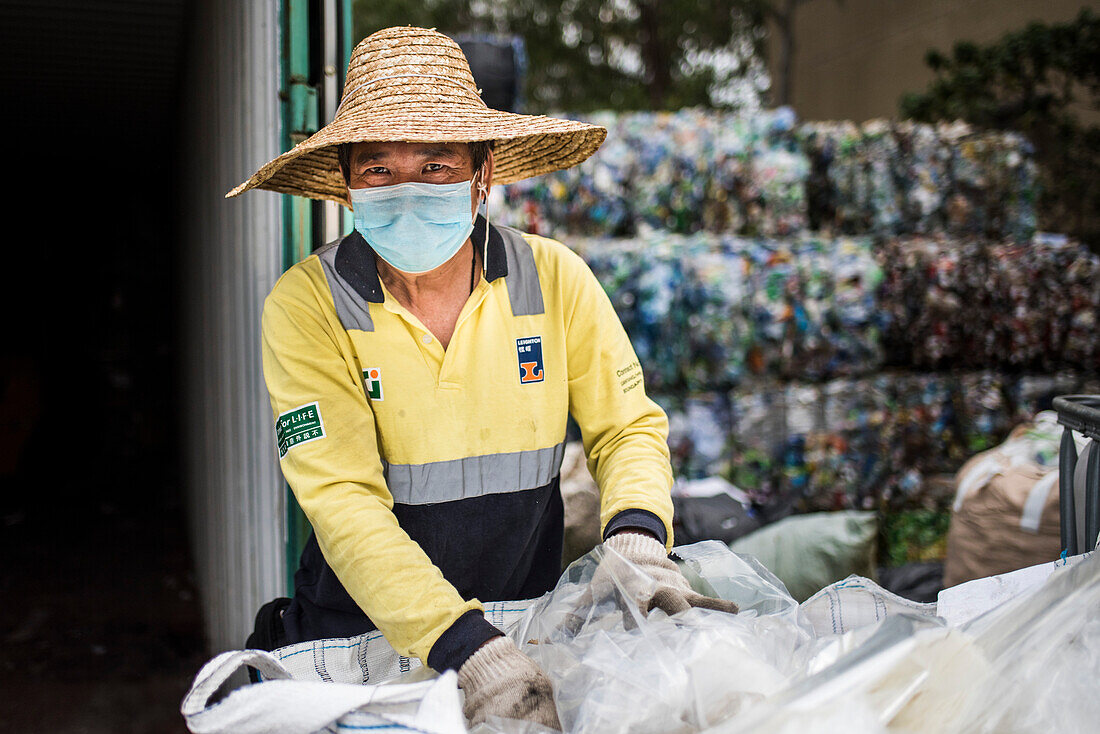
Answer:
229, 26, 736, 729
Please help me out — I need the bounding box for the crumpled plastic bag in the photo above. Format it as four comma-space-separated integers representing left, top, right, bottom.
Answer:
477, 540, 1099, 734
508, 542, 813, 734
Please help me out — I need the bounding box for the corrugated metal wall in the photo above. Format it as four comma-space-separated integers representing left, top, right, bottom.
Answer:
181, 0, 285, 652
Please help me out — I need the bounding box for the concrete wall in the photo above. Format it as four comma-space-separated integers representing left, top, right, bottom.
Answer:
768, 0, 1099, 122
180, 0, 285, 652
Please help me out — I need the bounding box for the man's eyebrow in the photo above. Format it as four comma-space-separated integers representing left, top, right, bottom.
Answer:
418, 146, 464, 160
354, 150, 389, 166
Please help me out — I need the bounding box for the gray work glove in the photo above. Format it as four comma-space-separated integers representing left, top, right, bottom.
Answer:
602, 532, 740, 616
458, 636, 562, 730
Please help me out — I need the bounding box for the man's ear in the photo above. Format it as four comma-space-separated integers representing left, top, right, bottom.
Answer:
479, 149, 495, 200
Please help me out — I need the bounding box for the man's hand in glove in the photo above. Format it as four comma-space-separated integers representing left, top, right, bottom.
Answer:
601, 531, 740, 616
458, 636, 561, 730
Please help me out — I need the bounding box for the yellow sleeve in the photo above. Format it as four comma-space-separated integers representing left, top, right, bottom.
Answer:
551, 242, 676, 549
261, 264, 483, 664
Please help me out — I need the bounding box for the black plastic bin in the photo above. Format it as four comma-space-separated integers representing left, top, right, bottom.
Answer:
1053, 395, 1100, 554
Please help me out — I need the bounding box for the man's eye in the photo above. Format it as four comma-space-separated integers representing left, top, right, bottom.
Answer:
424, 163, 444, 173
366, 167, 389, 175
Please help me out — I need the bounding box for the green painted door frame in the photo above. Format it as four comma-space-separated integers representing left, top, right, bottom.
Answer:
280, 0, 353, 593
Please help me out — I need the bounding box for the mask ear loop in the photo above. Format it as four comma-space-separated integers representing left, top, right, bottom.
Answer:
477, 169, 490, 276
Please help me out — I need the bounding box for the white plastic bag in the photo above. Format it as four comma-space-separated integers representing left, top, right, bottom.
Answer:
180, 649, 465, 734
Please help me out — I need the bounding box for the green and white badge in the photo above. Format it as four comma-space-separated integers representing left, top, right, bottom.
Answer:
276, 402, 326, 458
363, 368, 383, 401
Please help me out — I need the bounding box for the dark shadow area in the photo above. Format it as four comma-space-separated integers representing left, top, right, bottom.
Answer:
0, 2, 203, 731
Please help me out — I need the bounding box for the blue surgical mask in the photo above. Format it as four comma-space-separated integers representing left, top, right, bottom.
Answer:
350, 180, 476, 274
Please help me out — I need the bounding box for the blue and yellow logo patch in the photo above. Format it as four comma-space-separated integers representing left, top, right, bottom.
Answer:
516, 336, 545, 384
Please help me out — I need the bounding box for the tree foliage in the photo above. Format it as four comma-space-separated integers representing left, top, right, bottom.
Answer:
352, 0, 769, 113
900, 9, 1100, 249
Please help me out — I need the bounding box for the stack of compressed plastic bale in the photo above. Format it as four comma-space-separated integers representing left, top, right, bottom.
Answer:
570, 231, 1097, 512
799, 119, 1038, 240
653, 370, 1099, 515
594, 232, 1100, 515
496, 108, 808, 238
878, 235, 1100, 372
497, 110, 1038, 242
573, 232, 886, 392
501, 108, 1098, 530
730, 372, 1026, 512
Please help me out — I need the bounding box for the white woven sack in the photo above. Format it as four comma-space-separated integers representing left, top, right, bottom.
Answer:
270, 599, 537, 684
798, 551, 1097, 638
181, 649, 465, 734
799, 576, 938, 637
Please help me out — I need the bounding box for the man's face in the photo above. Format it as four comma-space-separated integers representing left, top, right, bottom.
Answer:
347, 141, 475, 190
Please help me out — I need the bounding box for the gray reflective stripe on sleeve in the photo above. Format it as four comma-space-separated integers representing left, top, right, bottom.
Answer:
384, 442, 566, 505
497, 226, 545, 316
318, 242, 375, 332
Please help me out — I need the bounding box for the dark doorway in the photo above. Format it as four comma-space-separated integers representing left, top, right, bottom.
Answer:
0, 2, 204, 731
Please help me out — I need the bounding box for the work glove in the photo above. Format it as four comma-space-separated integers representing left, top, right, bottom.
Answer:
458, 636, 562, 730
600, 532, 740, 617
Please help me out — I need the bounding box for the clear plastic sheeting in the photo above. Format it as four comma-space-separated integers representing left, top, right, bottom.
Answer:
948, 552, 1100, 733
478, 541, 1099, 734
723, 552, 1100, 734
673, 541, 801, 622
508, 543, 813, 734
717, 616, 981, 734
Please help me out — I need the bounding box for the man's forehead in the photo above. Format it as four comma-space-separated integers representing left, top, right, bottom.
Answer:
351, 141, 470, 161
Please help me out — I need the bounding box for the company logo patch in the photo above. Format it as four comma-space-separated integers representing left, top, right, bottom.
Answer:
516, 336, 545, 384
276, 402, 325, 458
363, 368, 383, 401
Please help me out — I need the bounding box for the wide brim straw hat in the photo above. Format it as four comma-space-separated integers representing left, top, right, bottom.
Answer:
227, 26, 607, 206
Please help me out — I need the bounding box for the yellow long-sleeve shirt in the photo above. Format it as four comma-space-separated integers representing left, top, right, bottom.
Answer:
261, 217, 673, 671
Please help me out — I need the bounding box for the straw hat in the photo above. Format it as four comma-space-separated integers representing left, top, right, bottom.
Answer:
227, 26, 607, 206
